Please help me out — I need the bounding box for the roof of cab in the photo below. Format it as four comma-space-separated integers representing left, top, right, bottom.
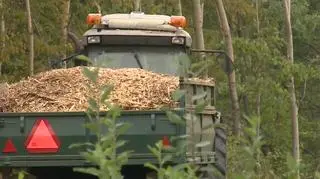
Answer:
82, 12, 192, 47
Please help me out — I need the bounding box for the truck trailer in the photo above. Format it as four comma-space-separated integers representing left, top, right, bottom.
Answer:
0, 12, 227, 179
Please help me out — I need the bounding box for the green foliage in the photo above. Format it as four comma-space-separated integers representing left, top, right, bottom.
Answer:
228, 116, 271, 179
144, 141, 198, 179
69, 65, 131, 179
227, 116, 312, 179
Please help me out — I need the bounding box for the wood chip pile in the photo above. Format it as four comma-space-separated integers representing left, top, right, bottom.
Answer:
0, 67, 215, 113
0, 67, 175, 112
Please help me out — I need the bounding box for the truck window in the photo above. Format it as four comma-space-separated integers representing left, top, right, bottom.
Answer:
87, 46, 190, 76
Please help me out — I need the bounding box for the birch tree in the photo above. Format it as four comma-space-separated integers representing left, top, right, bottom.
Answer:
178, 0, 182, 15
62, 0, 71, 68
192, 0, 205, 51
283, 0, 300, 178
255, 0, 261, 118
0, 0, 5, 76
192, 0, 208, 77
134, 0, 141, 11
26, 0, 34, 76
215, 0, 241, 137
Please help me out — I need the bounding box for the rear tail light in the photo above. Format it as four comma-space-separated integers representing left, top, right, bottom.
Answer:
162, 136, 171, 148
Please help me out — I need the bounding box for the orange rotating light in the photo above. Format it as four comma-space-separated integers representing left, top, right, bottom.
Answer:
169, 16, 187, 28
86, 13, 102, 25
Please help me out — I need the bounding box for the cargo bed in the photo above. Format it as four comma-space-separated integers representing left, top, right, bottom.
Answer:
0, 110, 185, 167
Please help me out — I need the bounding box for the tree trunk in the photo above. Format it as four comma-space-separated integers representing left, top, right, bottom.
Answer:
178, 0, 182, 15
134, 0, 141, 11
256, 93, 261, 117
192, 0, 205, 51
256, 0, 260, 35
62, 0, 70, 68
93, 0, 101, 13
243, 95, 249, 115
283, 0, 300, 178
26, 0, 34, 76
215, 0, 241, 137
0, 0, 5, 76
192, 0, 207, 76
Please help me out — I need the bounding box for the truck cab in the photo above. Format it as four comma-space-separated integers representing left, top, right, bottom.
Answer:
69, 12, 192, 77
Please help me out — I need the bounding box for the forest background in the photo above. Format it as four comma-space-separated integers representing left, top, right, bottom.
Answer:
0, 0, 319, 178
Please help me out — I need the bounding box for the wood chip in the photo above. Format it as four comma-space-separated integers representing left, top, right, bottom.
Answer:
0, 67, 174, 112
0, 67, 215, 113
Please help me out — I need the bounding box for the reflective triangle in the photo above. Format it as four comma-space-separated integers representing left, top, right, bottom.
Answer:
2, 138, 17, 153
162, 136, 170, 147
25, 119, 60, 153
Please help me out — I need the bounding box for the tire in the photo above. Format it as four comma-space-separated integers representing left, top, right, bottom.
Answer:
213, 127, 227, 178
0, 168, 37, 179
1, 168, 11, 179
145, 171, 157, 179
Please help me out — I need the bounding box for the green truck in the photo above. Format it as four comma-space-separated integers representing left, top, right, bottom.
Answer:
0, 12, 227, 179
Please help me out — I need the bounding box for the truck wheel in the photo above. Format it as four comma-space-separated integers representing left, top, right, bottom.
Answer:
1, 168, 37, 179
1, 168, 11, 179
145, 171, 157, 179
213, 127, 227, 178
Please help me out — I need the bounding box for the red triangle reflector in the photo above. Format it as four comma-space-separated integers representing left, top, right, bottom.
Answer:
2, 138, 17, 153
25, 119, 60, 153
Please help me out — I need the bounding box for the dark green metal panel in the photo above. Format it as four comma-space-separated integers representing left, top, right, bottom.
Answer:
0, 116, 25, 156
0, 110, 186, 167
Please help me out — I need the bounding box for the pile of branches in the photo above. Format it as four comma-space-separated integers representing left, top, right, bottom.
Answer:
0, 67, 183, 112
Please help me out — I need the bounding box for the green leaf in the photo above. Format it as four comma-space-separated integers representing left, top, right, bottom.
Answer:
201, 123, 214, 131
175, 140, 188, 155
88, 98, 99, 111
195, 100, 209, 113
171, 89, 186, 101
166, 111, 185, 125
116, 122, 132, 136
101, 135, 113, 144
183, 113, 198, 122
100, 85, 114, 103
144, 162, 160, 172
195, 141, 211, 148
286, 152, 298, 172
18, 171, 25, 179
243, 146, 254, 156
81, 151, 102, 164
161, 154, 173, 165
191, 92, 207, 102
84, 122, 99, 133
82, 67, 98, 83
102, 118, 113, 127
75, 55, 93, 64
116, 140, 128, 148
170, 134, 189, 142
102, 147, 113, 156
173, 163, 192, 171
108, 105, 121, 119
69, 142, 94, 149
147, 145, 160, 158
117, 151, 132, 164
73, 167, 100, 177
